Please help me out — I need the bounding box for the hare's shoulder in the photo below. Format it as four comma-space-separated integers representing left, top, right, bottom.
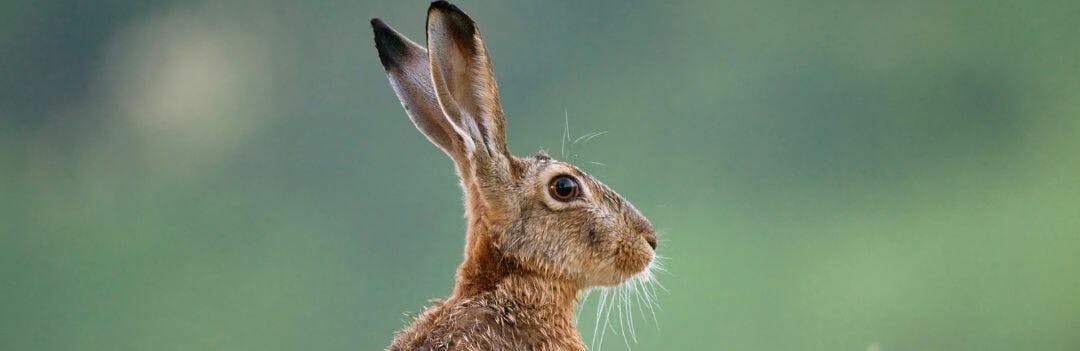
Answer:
389, 295, 582, 350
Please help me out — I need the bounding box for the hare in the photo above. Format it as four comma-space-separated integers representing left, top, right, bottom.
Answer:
371, 2, 659, 350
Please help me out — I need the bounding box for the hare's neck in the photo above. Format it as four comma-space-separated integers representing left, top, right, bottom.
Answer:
452, 222, 579, 324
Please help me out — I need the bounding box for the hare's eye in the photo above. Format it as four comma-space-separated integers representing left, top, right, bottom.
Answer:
548, 176, 581, 201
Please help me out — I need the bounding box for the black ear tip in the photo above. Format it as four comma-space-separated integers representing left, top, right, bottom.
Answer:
427, 1, 477, 41
429, 1, 458, 13
371, 18, 409, 69
428, 1, 471, 21
370, 18, 387, 30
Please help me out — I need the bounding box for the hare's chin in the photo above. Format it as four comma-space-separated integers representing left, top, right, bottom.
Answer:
631, 253, 657, 282
627, 247, 656, 275
603, 252, 654, 286
633, 256, 657, 282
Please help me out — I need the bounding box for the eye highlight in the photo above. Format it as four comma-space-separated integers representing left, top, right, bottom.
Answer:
548, 175, 581, 201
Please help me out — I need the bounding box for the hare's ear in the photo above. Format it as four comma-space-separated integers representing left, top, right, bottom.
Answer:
371, 18, 467, 165
425, 2, 512, 175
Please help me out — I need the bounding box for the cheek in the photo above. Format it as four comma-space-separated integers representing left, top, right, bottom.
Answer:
505, 216, 590, 266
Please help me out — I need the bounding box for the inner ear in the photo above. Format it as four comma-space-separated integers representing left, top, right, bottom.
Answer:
426, 1, 508, 160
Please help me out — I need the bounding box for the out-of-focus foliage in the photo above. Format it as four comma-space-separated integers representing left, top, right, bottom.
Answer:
2, 1, 1078, 350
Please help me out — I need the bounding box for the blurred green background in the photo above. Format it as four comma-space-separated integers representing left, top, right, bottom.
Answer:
3, 1, 1079, 350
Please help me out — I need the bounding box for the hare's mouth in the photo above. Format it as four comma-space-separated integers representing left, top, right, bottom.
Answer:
584, 252, 666, 350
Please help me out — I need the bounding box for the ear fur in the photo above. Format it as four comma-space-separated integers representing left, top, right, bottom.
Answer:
374, 2, 518, 219
425, 1, 511, 171
371, 18, 467, 166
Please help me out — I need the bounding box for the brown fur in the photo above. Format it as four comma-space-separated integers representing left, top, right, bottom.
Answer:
372, 2, 657, 350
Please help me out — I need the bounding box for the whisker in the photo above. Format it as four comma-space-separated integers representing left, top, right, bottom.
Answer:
624, 284, 637, 344
639, 276, 660, 329
591, 288, 607, 350
573, 131, 608, 145
652, 278, 670, 294
577, 289, 593, 325
561, 109, 569, 159
572, 131, 595, 145
603, 286, 617, 349
631, 276, 650, 328
577, 130, 609, 145
616, 286, 629, 349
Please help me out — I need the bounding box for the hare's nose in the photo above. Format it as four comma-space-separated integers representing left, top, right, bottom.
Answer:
630, 215, 657, 250
639, 223, 657, 250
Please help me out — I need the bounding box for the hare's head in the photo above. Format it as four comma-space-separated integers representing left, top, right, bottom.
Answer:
372, 1, 656, 288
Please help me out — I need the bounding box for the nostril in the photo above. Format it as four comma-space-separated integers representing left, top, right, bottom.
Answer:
646, 236, 657, 250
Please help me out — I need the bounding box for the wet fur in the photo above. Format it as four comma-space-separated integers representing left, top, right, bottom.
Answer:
372, 2, 656, 350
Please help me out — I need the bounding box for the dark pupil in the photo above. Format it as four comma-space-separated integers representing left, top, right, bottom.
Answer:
554, 177, 577, 198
